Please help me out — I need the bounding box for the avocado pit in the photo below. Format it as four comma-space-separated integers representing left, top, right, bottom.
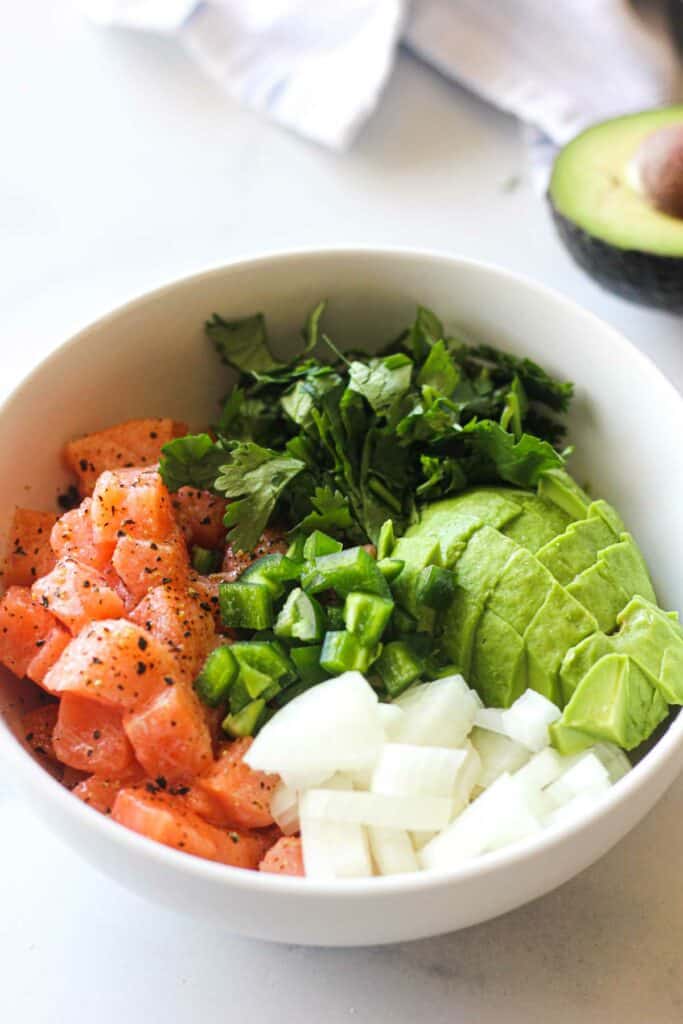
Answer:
632, 123, 683, 219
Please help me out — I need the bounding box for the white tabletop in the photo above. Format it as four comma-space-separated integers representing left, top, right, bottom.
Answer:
1, 4, 682, 1021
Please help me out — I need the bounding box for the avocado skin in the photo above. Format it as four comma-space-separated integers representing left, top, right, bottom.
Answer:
549, 202, 683, 313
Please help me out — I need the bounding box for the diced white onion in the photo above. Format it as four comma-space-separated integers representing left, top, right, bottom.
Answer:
474, 707, 507, 734
513, 747, 580, 791
244, 671, 383, 789
502, 690, 562, 752
301, 816, 373, 879
368, 827, 419, 875
591, 741, 632, 783
544, 792, 607, 829
270, 782, 300, 836
544, 753, 611, 809
393, 676, 480, 748
470, 726, 531, 788
371, 744, 468, 799
300, 788, 452, 831
451, 739, 482, 818
378, 702, 405, 740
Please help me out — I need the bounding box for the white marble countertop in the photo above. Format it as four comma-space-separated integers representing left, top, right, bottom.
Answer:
1, 4, 682, 1021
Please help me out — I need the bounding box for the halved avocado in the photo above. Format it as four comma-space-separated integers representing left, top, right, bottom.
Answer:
548, 106, 683, 311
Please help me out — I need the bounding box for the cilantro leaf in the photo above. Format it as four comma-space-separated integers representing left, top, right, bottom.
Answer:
159, 434, 226, 491
463, 420, 564, 487
215, 442, 305, 552
406, 306, 443, 362
348, 354, 413, 416
206, 313, 284, 376
301, 300, 327, 353
416, 339, 459, 395
467, 344, 574, 412
293, 486, 354, 535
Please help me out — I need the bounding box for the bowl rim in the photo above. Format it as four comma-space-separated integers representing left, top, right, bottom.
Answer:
1, 244, 682, 897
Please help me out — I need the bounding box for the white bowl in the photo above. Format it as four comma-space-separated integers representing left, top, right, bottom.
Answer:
1, 249, 681, 947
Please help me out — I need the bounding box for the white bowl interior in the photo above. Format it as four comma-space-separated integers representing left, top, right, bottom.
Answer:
0, 250, 681, 945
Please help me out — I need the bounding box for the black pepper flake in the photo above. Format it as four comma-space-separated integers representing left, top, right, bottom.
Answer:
79, 458, 89, 472
161, 577, 171, 585
35, 640, 46, 648
164, 676, 175, 686
137, 636, 148, 651
145, 782, 158, 794
200, 516, 211, 526
155, 776, 167, 789
170, 785, 190, 796
40, 596, 49, 608
93, 730, 101, 740
149, 431, 158, 439
150, 542, 159, 551
136, 661, 147, 675
228, 832, 240, 844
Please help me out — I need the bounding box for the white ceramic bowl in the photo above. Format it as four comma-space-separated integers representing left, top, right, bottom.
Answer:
1, 249, 681, 947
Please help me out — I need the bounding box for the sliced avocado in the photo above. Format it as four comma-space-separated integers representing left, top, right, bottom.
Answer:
559, 631, 614, 705
501, 500, 571, 554
558, 653, 668, 750
487, 548, 554, 634
471, 608, 527, 707
440, 526, 517, 672
537, 515, 616, 586
599, 534, 656, 604
588, 500, 626, 536
537, 469, 591, 521
402, 512, 483, 568
567, 560, 630, 633
549, 721, 596, 755
614, 595, 683, 704
548, 106, 683, 311
391, 535, 442, 617
524, 583, 598, 705
417, 489, 523, 532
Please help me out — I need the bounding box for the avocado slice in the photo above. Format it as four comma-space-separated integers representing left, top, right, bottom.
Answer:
567, 560, 631, 633
416, 489, 522, 533
614, 595, 683, 704
536, 515, 616, 586
524, 583, 598, 705
471, 608, 527, 707
440, 526, 517, 673
537, 469, 591, 521
548, 106, 683, 311
599, 535, 656, 605
557, 653, 668, 750
391, 535, 443, 617
402, 511, 483, 567
487, 547, 554, 634
501, 500, 571, 554
559, 631, 614, 705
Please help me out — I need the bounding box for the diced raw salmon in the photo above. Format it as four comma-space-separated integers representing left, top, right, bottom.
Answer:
194, 737, 279, 830
32, 557, 125, 634
42, 619, 179, 710
21, 703, 59, 762
112, 532, 190, 604
112, 787, 264, 867
53, 693, 137, 776
3, 508, 57, 587
26, 624, 71, 686
221, 527, 289, 581
50, 498, 115, 570
171, 487, 227, 549
259, 836, 305, 876
73, 768, 145, 815
65, 418, 187, 496
129, 583, 215, 681
187, 572, 229, 630
0, 586, 60, 678
124, 680, 213, 783
91, 467, 175, 544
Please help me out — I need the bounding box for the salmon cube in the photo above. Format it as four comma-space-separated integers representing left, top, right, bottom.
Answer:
112, 786, 265, 867
221, 527, 288, 581
171, 487, 227, 549
53, 693, 137, 776
32, 557, 125, 634
50, 499, 115, 570
124, 681, 213, 783
73, 770, 144, 815
65, 418, 187, 496
112, 532, 189, 604
91, 467, 176, 544
43, 619, 180, 710
259, 836, 305, 876
3, 508, 57, 587
195, 737, 278, 830
26, 624, 71, 686
0, 586, 60, 678
129, 583, 215, 681
21, 703, 59, 762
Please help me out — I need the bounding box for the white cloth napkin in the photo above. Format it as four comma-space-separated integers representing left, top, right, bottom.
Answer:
79, 0, 680, 150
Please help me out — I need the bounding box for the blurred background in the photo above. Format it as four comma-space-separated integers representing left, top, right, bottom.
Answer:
1, 5, 683, 1020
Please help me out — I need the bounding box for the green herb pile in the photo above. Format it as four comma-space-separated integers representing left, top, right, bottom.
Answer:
160, 303, 573, 553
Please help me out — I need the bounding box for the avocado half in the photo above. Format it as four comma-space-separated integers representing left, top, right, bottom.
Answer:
548, 106, 683, 311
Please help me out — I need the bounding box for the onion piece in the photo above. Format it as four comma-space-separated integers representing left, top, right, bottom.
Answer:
371, 744, 468, 799
368, 827, 419, 875
470, 726, 531, 788
270, 782, 300, 836
244, 671, 383, 789
502, 690, 561, 752
393, 675, 481, 748
301, 816, 373, 879
300, 788, 452, 831
544, 752, 611, 809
